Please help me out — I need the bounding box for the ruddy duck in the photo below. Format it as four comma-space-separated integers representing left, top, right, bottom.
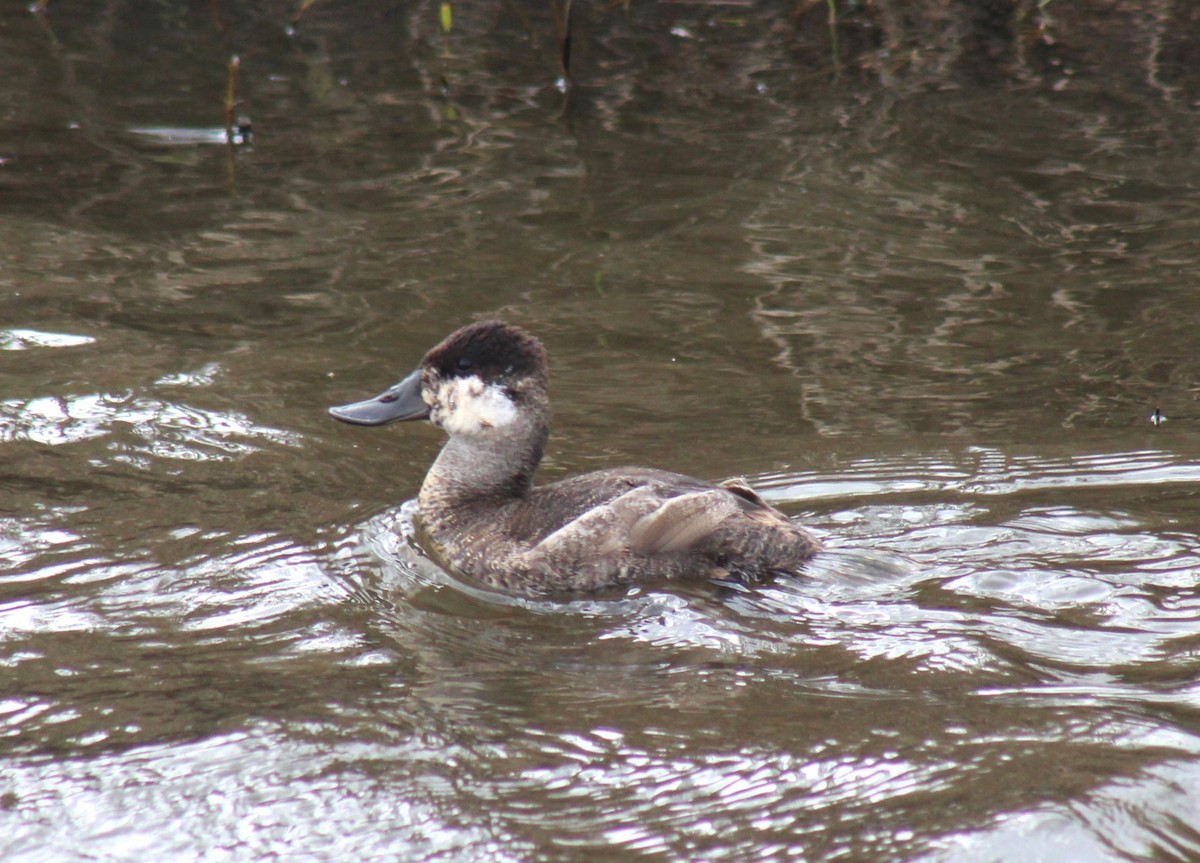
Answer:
329, 321, 818, 596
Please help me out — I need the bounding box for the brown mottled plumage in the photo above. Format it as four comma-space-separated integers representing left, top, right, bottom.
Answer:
330, 321, 818, 597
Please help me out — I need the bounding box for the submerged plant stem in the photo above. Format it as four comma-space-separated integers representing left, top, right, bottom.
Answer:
224, 55, 239, 144
826, 0, 841, 77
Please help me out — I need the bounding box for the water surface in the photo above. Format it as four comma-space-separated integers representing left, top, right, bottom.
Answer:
4, 2, 1200, 860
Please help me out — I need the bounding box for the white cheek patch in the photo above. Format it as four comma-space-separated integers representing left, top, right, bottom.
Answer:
433, 375, 519, 436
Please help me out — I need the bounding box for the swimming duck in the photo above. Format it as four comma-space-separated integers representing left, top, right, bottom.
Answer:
329, 320, 818, 597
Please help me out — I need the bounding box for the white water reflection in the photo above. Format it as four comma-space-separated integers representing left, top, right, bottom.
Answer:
758, 448, 1200, 504
0, 392, 301, 458
922, 756, 1200, 863
515, 739, 947, 858
155, 363, 224, 388
0, 329, 95, 351
127, 127, 238, 146
1, 729, 529, 863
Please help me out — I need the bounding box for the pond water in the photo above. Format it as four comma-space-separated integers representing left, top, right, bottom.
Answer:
4, 1, 1200, 860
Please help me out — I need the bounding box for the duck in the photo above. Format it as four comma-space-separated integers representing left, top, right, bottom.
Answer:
329, 320, 818, 597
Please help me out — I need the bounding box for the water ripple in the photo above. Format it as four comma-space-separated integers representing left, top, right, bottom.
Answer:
0, 329, 95, 351
0, 392, 301, 460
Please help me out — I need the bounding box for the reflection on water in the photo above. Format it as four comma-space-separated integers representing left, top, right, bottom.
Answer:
1, 391, 301, 462
0, 329, 96, 351
6, 1, 1200, 860
12, 442, 1200, 860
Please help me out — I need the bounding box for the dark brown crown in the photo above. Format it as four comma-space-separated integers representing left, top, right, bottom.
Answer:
423, 320, 548, 385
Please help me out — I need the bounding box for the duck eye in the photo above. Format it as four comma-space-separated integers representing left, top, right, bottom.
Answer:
454, 357, 474, 372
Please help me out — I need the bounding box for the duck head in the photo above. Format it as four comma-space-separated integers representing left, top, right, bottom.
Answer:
329, 320, 550, 438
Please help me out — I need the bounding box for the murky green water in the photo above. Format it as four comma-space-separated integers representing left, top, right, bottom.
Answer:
5, 1, 1200, 860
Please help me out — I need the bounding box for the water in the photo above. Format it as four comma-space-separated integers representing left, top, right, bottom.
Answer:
4, 1, 1200, 860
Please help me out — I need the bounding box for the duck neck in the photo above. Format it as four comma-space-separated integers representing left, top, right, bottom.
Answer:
418, 416, 548, 520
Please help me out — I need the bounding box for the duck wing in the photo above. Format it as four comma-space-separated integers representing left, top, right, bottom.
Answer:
625, 490, 744, 553
519, 479, 783, 560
